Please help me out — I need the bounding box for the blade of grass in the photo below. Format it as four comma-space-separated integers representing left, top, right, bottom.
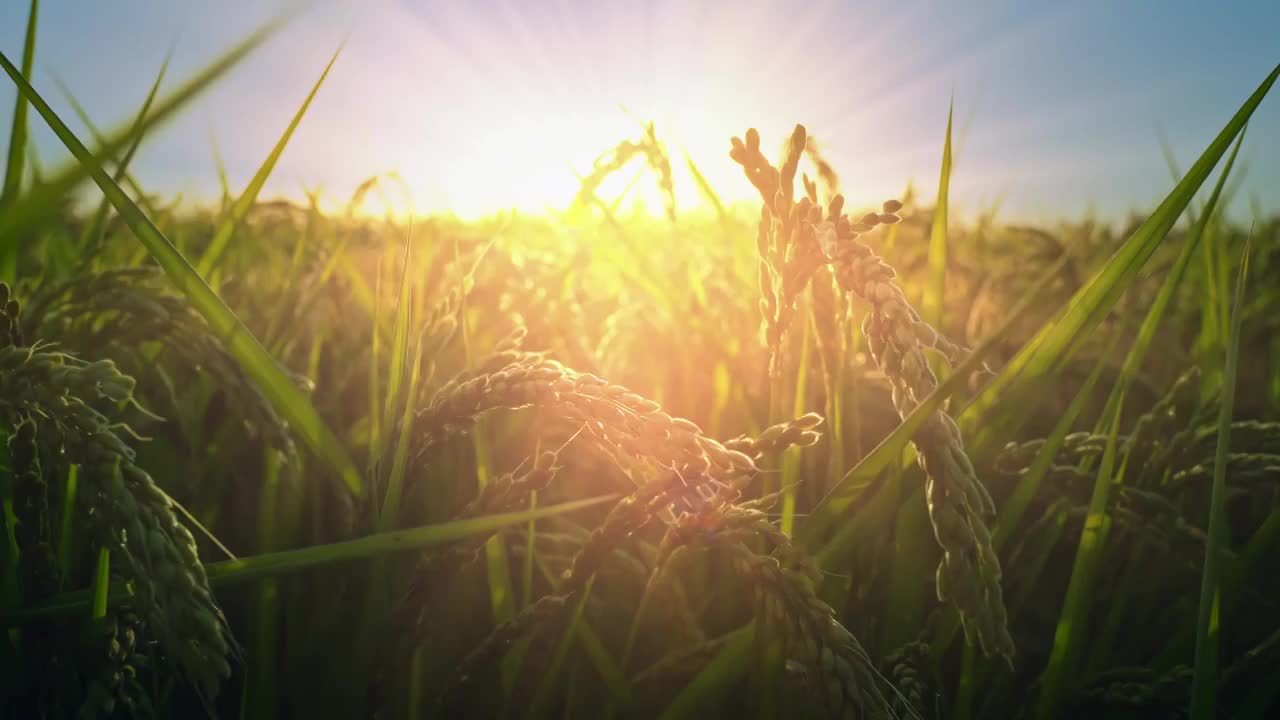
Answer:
683, 149, 727, 223
368, 248, 384, 473
377, 325, 425, 531
1034, 131, 1245, 716
364, 321, 427, 706
961, 64, 1278, 446
0, 16, 287, 254
1034, 404, 1125, 718
1081, 135, 1244, 676
1, 53, 365, 498
1155, 124, 1198, 228
58, 48, 173, 260
922, 98, 952, 329
244, 448, 284, 720
52, 81, 157, 215
992, 332, 1117, 550
0, 0, 37, 280
1190, 230, 1252, 719
196, 43, 343, 278
263, 187, 323, 349
0, 0, 37, 204
210, 129, 231, 209
379, 220, 414, 464
0, 494, 619, 626
870, 461, 928, 654
1113, 126, 1242, 428
90, 547, 109, 621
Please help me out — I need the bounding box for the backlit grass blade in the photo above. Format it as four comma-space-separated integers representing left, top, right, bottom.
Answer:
800, 253, 1067, 546
0, 0, 37, 204
377, 326, 425, 531
869, 470, 927, 652
0, 16, 285, 253
58, 52, 172, 258
368, 250, 384, 467
1034, 401, 1125, 718
1, 56, 365, 498
992, 333, 1116, 550
961, 63, 1278, 443
0, 495, 619, 626
1035, 131, 1244, 716
204, 492, 604, 582
1156, 124, 1198, 228
53, 78, 160, 215
684, 149, 727, 223
210, 130, 231, 209
1099, 128, 1244, 426
1190, 231, 1252, 719
196, 43, 343, 277
0, 0, 38, 280
922, 98, 952, 328
380, 221, 414, 461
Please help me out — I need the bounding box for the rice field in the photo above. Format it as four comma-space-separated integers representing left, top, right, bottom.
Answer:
2, 7, 1280, 719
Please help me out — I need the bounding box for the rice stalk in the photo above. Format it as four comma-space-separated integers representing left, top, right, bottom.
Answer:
732, 124, 1013, 662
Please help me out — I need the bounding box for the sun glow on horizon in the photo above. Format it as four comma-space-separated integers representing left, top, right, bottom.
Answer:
7, 1, 1276, 227
387, 109, 762, 220
289, 1, 928, 222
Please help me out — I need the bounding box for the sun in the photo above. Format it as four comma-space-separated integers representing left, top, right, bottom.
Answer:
378, 108, 755, 221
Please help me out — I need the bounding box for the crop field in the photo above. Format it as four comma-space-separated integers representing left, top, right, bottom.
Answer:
1, 5, 1279, 719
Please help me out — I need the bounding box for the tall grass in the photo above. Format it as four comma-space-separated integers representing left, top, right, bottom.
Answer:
0, 16, 1279, 720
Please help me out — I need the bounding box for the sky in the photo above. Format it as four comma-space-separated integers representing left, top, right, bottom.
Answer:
1, 0, 1278, 223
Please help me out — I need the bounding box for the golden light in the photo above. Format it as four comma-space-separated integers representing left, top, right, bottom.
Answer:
280, 0, 982, 224
365, 105, 766, 221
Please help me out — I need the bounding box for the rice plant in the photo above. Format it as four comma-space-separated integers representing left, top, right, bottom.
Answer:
1, 8, 1279, 719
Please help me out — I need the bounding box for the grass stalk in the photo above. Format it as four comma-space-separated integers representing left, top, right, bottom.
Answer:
1190, 231, 1252, 719
0, 49, 365, 498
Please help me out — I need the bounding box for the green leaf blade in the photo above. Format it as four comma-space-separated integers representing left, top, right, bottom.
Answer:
1190, 232, 1252, 719
0, 15, 287, 255
962, 63, 1279, 443
0, 0, 37, 205
922, 98, 952, 328
196, 43, 343, 277
0, 49, 365, 498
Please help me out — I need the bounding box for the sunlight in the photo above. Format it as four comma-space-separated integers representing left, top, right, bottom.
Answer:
383, 104, 760, 220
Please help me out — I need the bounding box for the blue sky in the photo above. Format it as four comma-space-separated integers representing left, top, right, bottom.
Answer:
1, 0, 1277, 223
